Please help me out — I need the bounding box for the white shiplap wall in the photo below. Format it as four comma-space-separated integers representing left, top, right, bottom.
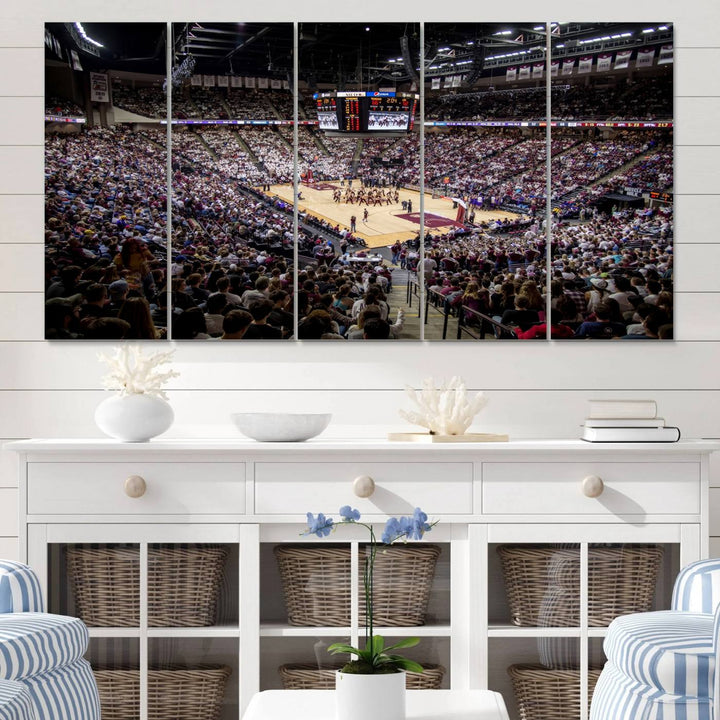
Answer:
1, 1, 719, 561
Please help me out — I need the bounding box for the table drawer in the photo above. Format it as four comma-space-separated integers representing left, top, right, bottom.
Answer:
482, 462, 699, 516
255, 462, 472, 514
27, 462, 246, 514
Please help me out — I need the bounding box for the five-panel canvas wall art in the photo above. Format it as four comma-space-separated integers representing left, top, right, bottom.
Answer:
44, 22, 674, 340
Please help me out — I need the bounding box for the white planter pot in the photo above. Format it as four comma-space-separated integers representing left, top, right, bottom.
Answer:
95, 394, 174, 443
335, 670, 405, 720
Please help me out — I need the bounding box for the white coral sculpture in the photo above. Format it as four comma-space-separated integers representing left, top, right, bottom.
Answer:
399, 376, 488, 435
98, 346, 179, 401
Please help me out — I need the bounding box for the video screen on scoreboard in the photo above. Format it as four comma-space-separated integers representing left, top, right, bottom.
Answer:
318, 112, 339, 130
367, 96, 412, 131
316, 97, 338, 129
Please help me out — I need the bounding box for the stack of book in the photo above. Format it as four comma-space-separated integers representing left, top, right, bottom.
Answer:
582, 400, 681, 442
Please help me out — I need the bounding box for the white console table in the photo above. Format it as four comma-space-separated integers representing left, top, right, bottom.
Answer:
9, 439, 719, 720
242, 689, 510, 720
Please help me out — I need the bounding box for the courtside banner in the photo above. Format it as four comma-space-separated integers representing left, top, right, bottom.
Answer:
89, 72, 109, 102
636, 49, 655, 68
597, 54, 612, 72
578, 56, 592, 74
562, 59, 575, 76
506, 66, 517, 81
532, 63, 543, 78
658, 45, 673, 64
615, 50, 632, 69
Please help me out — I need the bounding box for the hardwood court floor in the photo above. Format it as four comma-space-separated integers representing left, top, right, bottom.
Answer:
265, 181, 520, 249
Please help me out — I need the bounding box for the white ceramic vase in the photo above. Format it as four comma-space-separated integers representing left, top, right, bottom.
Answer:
335, 670, 405, 720
95, 393, 174, 443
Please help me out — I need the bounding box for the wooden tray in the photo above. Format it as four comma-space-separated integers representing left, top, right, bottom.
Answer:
387, 432, 509, 443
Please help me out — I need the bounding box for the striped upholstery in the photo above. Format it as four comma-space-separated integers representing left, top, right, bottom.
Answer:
0, 614, 88, 681
672, 558, 720, 613
603, 610, 714, 695
590, 660, 713, 720
22, 660, 100, 720
0, 564, 43, 615
0, 560, 100, 720
0, 681, 35, 720
591, 559, 720, 720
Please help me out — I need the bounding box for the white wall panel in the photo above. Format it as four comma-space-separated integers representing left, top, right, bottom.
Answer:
0, 295, 42, 340
0, 147, 43, 194
3, 340, 720, 390
0, 196, 43, 243
675, 49, 720, 96
0, 443, 19, 488
674, 244, 720, 292
0, 245, 42, 291
675, 98, 720, 146
675, 147, 720, 195
675, 293, 720, 341
0, 98, 43, 146
0, 538, 19, 562
0, 389, 718, 441
0, 50, 43, 95
675, 195, 720, 244
0, 489, 18, 536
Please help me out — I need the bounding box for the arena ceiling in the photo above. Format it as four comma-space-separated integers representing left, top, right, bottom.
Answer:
46, 21, 673, 88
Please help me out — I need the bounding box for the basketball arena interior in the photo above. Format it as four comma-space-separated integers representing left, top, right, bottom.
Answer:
44, 22, 674, 341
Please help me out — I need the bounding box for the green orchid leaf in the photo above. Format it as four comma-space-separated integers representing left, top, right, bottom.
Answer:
328, 643, 360, 656
368, 635, 385, 655
383, 637, 420, 652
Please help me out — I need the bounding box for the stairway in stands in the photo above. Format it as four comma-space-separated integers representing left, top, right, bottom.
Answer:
310, 128, 331, 156
195, 132, 218, 161
233, 133, 260, 164
351, 139, 364, 174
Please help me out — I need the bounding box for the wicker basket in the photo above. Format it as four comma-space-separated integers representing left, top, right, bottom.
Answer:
508, 664, 601, 720
497, 544, 664, 627
67, 544, 229, 627
274, 544, 441, 626
279, 663, 446, 689
94, 666, 231, 720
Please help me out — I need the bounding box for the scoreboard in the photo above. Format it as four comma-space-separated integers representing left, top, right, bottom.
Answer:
314, 91, 419, 133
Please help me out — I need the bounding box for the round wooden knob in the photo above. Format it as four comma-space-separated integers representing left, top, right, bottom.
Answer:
124, 475, 147, 499
582, 475, 604, 498
353, 475, 375, 498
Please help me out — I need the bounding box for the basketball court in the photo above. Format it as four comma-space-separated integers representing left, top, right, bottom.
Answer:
264, 181, 522, 249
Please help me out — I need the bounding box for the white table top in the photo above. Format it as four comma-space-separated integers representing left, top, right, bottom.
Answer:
242, 690, 510, 720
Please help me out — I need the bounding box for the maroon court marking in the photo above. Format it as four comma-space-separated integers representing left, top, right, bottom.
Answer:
395, 212, 464, 228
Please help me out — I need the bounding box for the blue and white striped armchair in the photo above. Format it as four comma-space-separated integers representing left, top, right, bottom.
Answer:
590, 558, 720, 720
0, 560, 100, 720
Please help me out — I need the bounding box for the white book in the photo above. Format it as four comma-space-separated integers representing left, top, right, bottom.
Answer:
584, 417, 666, 428
588, 400, 657, 419
582, 426, 680, 443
